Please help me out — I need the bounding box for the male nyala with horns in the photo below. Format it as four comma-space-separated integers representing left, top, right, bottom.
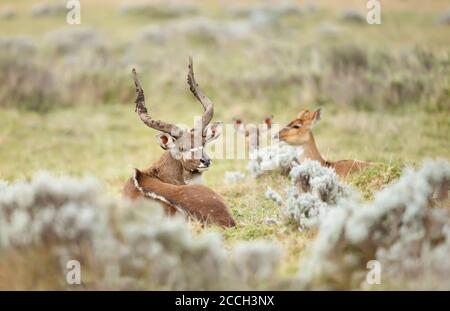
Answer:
123, 57, 236, 228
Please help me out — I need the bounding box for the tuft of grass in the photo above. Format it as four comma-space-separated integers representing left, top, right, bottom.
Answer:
437, 9, 450, 25
339, 9, 366, 24
119, 3, 198, 19
347, 163, 403, 200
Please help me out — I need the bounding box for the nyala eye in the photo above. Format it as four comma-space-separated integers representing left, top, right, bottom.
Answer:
292, 125, 301, 129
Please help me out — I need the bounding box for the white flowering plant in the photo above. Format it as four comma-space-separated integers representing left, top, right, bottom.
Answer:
224, 171, 246, 184
247, 143, 301, 177
299, 160, 450, 289
266, 159, 353, 230
0, 172, 283, 290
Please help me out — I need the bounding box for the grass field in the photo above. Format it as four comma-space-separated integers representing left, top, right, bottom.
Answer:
0, 0, 449, 288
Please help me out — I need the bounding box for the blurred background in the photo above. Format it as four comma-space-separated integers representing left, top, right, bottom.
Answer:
0, 0, 449, 291
0, 0, 449, 192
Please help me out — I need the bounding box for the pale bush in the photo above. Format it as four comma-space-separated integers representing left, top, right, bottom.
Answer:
0, 6, 16, 19
290, 160, 349, 205
284, 190, 327, 230
265, 187, 283, 206
43, 27, 109, 69
0, 171, 108, 249
0, 172, 283, 290
303, 2, 318, 13
136, 14, 277, 44
109, 208, 227, 290
44, 27, 107, 56
299, 160, 450, 289
1, 162, 449, 290
229, 241, 282, 285
106, 206, 279, 289
437, 10, 450, 25
0, 51, 131, 111
267, 160, 352, 230
136, 18, 222, 43
227, 3, 304, 19
247, 143, 301, 177
0, 181, 8, 192
339, 9, 366, 24
224, 171, 246, 184
0, 55, 60, 111
119, 2, 198, 18
31, 2, 66, 17
293, 44, 450, 111
0, 36, 36, 55
318, 22, 340, 37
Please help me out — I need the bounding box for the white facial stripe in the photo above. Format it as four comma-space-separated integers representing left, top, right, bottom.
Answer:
132, 170, 187, 217
188, 146, 203, 152
182, 146, 204, 159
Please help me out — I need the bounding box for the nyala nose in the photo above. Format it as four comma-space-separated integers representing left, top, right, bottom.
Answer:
200, 158, 211, 166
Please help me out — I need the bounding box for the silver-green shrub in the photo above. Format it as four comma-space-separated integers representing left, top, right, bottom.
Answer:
31, 2, 66, 17
119, 2, 198, 18
299, 160, 450, 289
224, 171, 246, 184
247, 143, 301, 177
0, 172, 283, 290
0, 6, 16, 19
0, 36, 36, 56
266, 160, 352, 230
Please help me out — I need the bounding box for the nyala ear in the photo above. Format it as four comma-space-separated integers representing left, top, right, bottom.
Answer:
233, 118, 242, 128
312, 108, 322, 125
264, 115, 273, 128
233, 118, 246, 134
204, 122, 223, 144
156, 133, 176, 150
297, 109, 310, 119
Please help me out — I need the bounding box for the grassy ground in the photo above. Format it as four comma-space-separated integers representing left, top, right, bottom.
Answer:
0, 0, 449, 277
1, 105, 448, 272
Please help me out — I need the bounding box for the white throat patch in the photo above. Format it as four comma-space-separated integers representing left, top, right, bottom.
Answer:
187, 174, 203, 185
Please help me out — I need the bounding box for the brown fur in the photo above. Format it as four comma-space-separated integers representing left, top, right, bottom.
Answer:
123, 169, 236, 228
144, 151, 201, 185
277, 108, 371, 177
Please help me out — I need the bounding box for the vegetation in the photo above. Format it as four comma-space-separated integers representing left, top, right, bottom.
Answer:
0, 0, 449, 289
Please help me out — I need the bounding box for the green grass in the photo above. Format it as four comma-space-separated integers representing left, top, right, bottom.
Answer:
1, 105, 448, 275
0, 0, 449, 279
2, 106, 448, 186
